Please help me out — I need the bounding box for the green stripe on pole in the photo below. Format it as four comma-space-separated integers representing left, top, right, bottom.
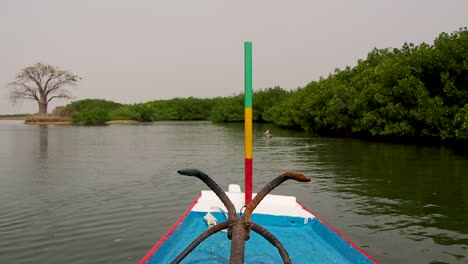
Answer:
244, 42, 252, 108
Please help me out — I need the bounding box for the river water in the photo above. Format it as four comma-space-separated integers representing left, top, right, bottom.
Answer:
0, 120, 466, 264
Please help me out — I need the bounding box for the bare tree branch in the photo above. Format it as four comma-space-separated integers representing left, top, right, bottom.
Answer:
24, 67, 43, 93
47, 91, 73, 103
43, 72, 56, 92
7, 63, 80, 115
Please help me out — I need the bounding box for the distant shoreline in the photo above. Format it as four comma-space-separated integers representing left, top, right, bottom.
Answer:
0, 116, 26, 120
0, 117, 140, 125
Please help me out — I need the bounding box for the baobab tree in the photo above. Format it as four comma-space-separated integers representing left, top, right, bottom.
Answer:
8, 63, 80, 115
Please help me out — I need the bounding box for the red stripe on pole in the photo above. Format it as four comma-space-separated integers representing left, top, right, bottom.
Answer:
245, 158, 253, 204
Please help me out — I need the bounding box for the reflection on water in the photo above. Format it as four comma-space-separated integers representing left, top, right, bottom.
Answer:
39, 125, 48, 167
0, 121, 467, 264
39, 125, 48, 157
303, 140, 468, 263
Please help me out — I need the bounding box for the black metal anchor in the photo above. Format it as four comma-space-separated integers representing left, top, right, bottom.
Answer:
171, 169, 310, 264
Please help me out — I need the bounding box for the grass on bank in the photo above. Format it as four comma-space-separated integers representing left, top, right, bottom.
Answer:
0, 114, 28, 120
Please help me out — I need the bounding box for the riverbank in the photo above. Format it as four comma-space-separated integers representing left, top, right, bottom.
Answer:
0, 116, 141, 125
22, 119, 139, 125
0, 116, 26, 120
106, 120, 139, 124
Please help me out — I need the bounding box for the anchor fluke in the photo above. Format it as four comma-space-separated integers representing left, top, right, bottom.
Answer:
177, 168, 202, 176
177, 168, 236, 220
280, 171, 311, 182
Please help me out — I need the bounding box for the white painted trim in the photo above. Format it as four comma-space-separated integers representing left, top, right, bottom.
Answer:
191, 184, 315, 219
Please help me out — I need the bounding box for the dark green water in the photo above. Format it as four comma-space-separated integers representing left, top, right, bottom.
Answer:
0, 120, 466, 264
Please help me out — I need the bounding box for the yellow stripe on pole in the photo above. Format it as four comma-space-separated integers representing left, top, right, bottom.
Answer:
244, 107, 253, 159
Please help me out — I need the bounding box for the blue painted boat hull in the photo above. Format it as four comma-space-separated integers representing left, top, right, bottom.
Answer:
145, 211, 374, 263
140, 187, 377, 264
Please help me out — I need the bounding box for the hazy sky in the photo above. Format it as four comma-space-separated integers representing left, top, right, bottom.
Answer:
1, 0, 467, 114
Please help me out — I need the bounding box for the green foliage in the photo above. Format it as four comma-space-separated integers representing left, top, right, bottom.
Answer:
59, 28, 468, 143
66, 99, 123, 114
109, 105, 141, 121
72, 108, 111, 125
64, 97, 218, 123
266, 27, 468, 141
210, 95, 244, 122
454, 104, 468, 139
253, 86, 291, 122
208, 87, 290, 122
147, 97, 215, 121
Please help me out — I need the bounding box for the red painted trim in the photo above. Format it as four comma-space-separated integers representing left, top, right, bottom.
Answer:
245, 158, 253, 204
138, 194, 201, 264
297, 201, 379, 264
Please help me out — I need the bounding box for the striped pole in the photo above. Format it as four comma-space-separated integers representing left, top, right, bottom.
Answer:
244, 42, 253, 205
